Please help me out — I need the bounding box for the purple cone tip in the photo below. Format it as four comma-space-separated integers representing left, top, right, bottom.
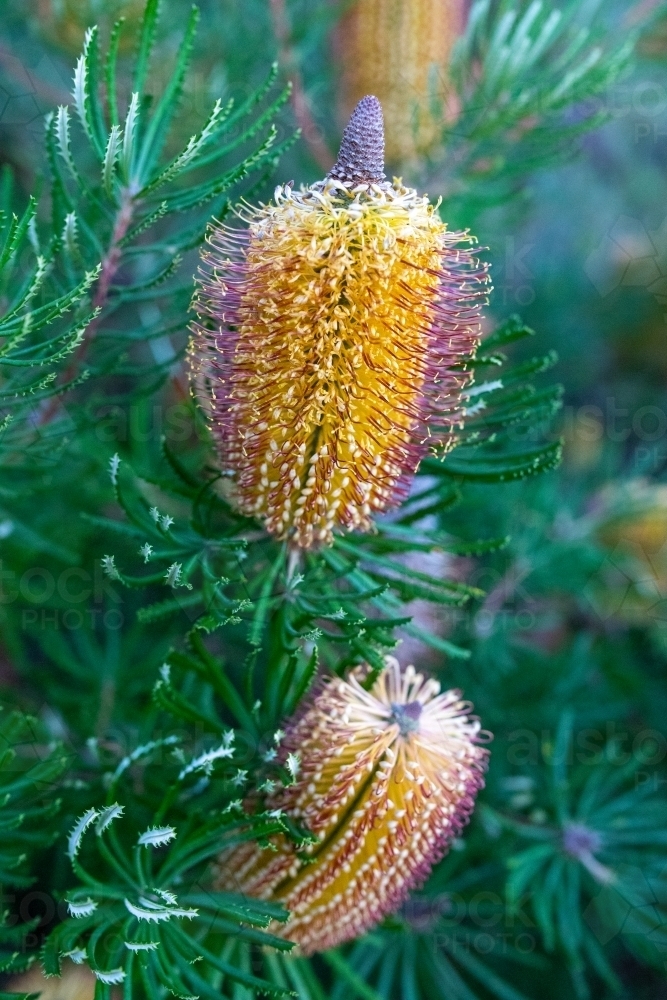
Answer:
328, 95, 386, 185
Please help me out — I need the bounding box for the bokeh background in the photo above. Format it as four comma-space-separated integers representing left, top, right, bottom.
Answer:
1, 1, 667, 997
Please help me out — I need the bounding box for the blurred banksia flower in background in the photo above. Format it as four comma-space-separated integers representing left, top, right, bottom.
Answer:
215, 656, 489, 954
37, 0, 144, 51
336, 0, 466, 164
191, 95, 488, 549
592, 481, 667, 628
7, 961, 95, 999
596, 482, 667, 561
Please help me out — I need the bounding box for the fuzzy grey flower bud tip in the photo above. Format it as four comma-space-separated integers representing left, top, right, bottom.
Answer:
328, 95, 385, 185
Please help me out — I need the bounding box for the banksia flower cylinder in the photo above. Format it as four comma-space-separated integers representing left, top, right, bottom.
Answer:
191, 96, 488, 549
215, 657, 489, 954
336, 0, 466, 164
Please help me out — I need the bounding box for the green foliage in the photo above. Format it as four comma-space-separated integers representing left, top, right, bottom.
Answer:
47, 773, 299, 998
6, 1, 289, 462
0, 709, 65, 882
445, 0, 636, 213
329, 925, 538, 1000
0, 1, 663, 999
0, 708, 66, 978
56, 314, 558, 699
0, 173, 99, 471
489, 711, 667, 994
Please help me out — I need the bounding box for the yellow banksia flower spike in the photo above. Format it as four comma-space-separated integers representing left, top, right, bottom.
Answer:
191, 96, 488, 549
335, 0, 465, 164
215, 657, 489, 954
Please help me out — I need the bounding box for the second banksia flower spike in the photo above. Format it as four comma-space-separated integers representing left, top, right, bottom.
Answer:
215, 657, 489, 954
191, 96, 489, 549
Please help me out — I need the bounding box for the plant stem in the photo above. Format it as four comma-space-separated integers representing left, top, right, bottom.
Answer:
37, 188, 136, 425
268, 0, 333, 173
